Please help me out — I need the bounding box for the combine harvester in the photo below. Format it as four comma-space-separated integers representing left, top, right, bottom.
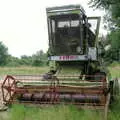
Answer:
1, 5, 117, 119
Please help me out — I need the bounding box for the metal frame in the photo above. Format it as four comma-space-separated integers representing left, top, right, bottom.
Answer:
87, 17, 101, 47
2, 74, 108, 106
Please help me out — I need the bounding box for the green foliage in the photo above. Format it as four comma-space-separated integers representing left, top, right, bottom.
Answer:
89, 0, 120, 28
5, 50, 48, 67
103, 30, 120, 63
89, 0, 120, 9
90, 0, 120, 63
0, 42, 8, 65
108, 30, 120, 49
20, 55, 33, 66
6, 55, 22, 67
32, 50, 47, 66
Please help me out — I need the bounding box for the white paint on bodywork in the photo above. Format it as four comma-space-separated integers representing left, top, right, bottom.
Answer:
88, 47, 97, 60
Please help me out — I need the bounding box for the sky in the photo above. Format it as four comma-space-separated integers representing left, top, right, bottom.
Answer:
0, 0, 106, 57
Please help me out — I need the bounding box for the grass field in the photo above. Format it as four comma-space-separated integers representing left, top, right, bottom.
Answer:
0, 64, 119, 77
0, 66, 49, 76
8, 104, 103, 120
108, 65, 120, 78
0, 64, 119, 120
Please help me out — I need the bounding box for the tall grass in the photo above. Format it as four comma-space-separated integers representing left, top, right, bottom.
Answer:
108, 96, 120, 120
7, 98, 120, 120
108, 62, 120, 78
9, 104, 102, 120
0, 66, 49, 76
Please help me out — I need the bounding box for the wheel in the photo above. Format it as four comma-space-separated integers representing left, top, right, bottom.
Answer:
1, 75, 16, 103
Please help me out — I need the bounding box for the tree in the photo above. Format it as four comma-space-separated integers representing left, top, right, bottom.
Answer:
90, 0, 120, 63
89, 0, 120, 28
20, 55, 32, 65
105, 30, 120, 62
89, 0, 120, 9
0, 42, 8, 65
6, 55, 21, 66
32, 50, 47, 66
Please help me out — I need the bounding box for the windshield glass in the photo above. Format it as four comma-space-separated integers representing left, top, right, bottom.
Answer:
58, 20, 79, 28
48, 14, 82, 55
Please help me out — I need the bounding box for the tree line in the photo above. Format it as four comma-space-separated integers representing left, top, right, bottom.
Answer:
0, 41, 47, 66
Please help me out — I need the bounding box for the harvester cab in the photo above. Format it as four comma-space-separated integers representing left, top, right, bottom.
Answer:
47, 5, 100, 56
46, 5, 102, 76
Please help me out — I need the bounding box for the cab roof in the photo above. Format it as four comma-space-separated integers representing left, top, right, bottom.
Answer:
46, 4, 85, 14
